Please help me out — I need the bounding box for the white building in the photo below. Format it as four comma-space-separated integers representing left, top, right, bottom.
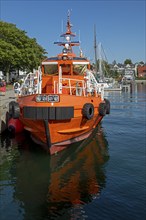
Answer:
0, 71, 4, 80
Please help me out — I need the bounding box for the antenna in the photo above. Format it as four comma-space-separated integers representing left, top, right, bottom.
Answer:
79, 30, 83, 57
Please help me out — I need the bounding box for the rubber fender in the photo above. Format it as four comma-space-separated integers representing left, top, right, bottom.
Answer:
8, 118, 24, 133
82, 103, 94, 120
9, 101, 20, 119
104, 98, 110, 114
98, 103, 106, 116
9, 101, 17, 116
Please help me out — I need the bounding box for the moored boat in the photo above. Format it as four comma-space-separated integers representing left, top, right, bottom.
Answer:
9, 12, 110, 155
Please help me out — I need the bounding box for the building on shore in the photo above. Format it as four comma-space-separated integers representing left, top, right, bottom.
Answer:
137, 65, 146, 78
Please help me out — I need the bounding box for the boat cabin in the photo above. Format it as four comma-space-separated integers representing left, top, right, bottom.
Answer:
41, 51, 91, 95
19, 11, 104, 99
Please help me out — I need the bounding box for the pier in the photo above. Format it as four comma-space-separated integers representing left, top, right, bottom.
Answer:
0, 89, 16, 134
122, 84, 131, 92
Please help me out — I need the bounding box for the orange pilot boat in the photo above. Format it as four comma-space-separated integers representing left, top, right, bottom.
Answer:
9, 12, 110, 155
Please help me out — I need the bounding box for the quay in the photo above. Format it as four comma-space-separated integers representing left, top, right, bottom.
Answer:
135, 79, 146, 84
122, 84, 131, 92
0, 89, 16, 134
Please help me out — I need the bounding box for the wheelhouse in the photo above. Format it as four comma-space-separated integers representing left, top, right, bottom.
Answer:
41, 57, 90, 76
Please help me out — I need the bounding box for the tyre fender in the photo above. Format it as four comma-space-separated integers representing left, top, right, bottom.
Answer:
82, 103, 94, 120
9, 101, 20, 119
9, 101, 16, 116
98, 103, 106, 116
104, 98, 110, 114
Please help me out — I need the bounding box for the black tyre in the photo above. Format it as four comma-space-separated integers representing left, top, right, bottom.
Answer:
82, 103, 94, 120
9, 101, 20, 119
98, 103, 106, 116
104, 98, 110, 114
9, 101, 16, 116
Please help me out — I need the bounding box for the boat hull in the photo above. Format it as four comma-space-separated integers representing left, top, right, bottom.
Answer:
14, 94, 105, 154
30, 115, 102, 155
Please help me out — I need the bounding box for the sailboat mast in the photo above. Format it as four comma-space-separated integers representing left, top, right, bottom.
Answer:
94, 25, 98, 73
98, 42, 102, 77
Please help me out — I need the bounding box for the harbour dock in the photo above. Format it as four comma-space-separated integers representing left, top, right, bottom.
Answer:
0, 89, 16, 134
122, 84, 131, 92
104, 83, 132, 92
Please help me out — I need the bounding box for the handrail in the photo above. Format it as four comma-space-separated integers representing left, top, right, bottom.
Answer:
19, 67, 104, 99
19, 68, 41, 96
55, 69, 104, 98
55, 77, 86, 96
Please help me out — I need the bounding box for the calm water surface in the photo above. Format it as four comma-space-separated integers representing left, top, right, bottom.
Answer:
0, 83, 146, 220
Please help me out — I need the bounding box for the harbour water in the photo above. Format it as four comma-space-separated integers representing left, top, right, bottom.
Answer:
0, 83, 146, 220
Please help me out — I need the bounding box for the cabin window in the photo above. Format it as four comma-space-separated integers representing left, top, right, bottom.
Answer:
44, 64, 58, 75
61, 64, 71, 75
73, 64, 87, 75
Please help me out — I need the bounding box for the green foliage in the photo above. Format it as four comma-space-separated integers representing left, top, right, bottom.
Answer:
124, 59, 132, 65
0, 21, 47, 81
139, 61, 144, 65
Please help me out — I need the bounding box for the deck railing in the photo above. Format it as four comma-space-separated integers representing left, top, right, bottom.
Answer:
19, 67, 104, 100
19, 67, 42, 96
54, 77, 86, 96
55, 69, 104, 99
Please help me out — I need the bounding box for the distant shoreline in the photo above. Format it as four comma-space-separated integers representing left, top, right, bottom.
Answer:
135, 79, 146, 84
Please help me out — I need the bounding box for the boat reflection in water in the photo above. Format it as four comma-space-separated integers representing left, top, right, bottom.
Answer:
9, 124, 109, 219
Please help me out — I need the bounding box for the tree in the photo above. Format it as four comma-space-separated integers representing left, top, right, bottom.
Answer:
112, 60, 117, 65
139, 61, 144, 65
124, 59, 132, 65
0, 21, 47, 82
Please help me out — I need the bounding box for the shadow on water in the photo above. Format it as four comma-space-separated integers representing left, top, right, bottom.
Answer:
0, 125, 109, 220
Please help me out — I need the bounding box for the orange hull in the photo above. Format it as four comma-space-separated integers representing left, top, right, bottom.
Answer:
17, 94, 104, 154
30, 116, 102, 155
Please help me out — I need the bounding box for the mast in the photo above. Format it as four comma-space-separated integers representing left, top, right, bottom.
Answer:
98, 42, 103, 78
54, 10, 79, 54
94, 25, 98, 73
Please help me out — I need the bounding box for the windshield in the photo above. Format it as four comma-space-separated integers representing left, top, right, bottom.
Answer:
61, 64, 71, 75
73, 64, 87, 75
43, 63, 88, 75
44, 64, 58, 75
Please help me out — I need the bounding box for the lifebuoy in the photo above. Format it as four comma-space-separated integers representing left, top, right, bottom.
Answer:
104, 98, 110, 114
9, 101, 20, 119
98, 103, 106, 116
82, 103, 94, 120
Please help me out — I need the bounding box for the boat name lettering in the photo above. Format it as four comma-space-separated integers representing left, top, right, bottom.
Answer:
36, 95, 59, 103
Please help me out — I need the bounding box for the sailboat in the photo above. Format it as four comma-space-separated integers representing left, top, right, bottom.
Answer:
94, 27, 122, 91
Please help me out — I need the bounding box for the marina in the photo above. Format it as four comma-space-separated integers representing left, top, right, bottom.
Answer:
0, 1, 145, 219
0, 82, 146, 220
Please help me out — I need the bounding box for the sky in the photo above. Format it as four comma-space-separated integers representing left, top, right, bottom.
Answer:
0, 0, 145, 64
